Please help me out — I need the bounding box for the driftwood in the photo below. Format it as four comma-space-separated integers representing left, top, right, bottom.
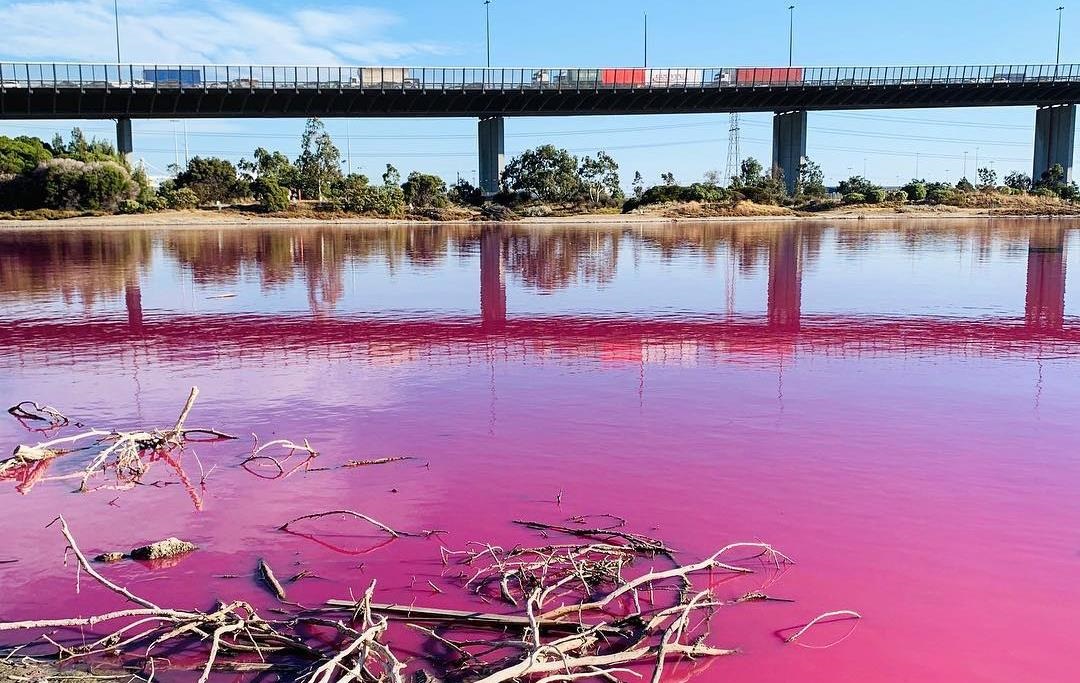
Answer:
258, 559, 288, 601
0, 515, 855, 682
2, 388, 236, 494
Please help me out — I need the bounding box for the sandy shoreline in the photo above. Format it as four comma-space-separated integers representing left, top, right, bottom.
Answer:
0, 207, 1076, 230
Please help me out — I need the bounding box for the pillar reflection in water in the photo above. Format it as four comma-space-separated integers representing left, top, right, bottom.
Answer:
1025, 226, 1068, 331
767, 229, 803, 331
480, 227, 507, 327
124, 274, 143, 334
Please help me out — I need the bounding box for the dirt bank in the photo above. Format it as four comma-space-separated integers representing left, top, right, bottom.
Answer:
0, 202, 1077, 230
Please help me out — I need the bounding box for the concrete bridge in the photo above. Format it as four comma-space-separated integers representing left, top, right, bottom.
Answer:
3, 62, 1080, 193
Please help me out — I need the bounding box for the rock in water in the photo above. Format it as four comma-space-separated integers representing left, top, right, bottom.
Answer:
130, 538, 197, 561
94, 552, 126, 563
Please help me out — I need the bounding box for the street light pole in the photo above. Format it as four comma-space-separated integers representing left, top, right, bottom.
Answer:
485, 0, 492, 68
1058, 6, 1065, 65
113, 0, 122, 66
644, 11, 648, 68
788, 5, 795, 67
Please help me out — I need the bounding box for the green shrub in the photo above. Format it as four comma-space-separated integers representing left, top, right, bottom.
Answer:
37, 159, 135, 211
342, 185, 405, 216
252, 177, 291, 212
142, 194, 167, 211
926, 185, 956, 205
867, 188, 888, 204
161, 185, 199, 209
1034, 186, 1059, 198
888, 190, 909, 203
842, 192, 866, 204
902, 181, 928, 202
0, 136, 52, 175
118, 199, 142, 214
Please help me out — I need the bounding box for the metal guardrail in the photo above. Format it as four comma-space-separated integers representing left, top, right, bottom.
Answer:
2, 63, 1080, 91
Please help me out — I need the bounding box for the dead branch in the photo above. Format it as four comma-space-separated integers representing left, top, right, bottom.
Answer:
279, 510, 433, 539
784, 610, 863, 643
2, 388, 237, 496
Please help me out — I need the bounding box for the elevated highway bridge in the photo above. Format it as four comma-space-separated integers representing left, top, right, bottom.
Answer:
3, 62, 1080, 192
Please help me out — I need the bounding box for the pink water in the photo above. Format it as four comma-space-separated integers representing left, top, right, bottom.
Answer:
1, 221, 1079, 681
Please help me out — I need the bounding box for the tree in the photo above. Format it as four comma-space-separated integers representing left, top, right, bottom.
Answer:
577, 151, 620, 203
0, 136, 52, 175
240, 147, 298, 186
976, 167, 998, 191
449, 177, 483, 206
837, 175, 879, 197
702, 170, 724, 187
660, 171, 677, 186
733, 158, 764, 188
296, 118, 342, 200
502, 145, 582, 202
174, 156, 249, 203
795, 158, 827, 199
401, 171, 448, 208
382, 163, 401, 187
955, 177, 975, 193
49, 127, 122, 164
632, 171, 645, 199
1004, 171, 1032, 192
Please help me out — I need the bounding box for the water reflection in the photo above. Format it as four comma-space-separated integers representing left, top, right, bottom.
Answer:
0, 222, 1076, 363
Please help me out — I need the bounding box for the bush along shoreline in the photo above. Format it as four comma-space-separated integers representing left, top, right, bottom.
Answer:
3, 119, 1080, 222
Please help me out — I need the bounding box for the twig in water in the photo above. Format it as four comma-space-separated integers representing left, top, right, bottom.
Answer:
784, 610, 862, 643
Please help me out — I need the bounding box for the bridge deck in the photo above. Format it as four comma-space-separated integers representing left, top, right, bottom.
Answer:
3, 63, 1080, 118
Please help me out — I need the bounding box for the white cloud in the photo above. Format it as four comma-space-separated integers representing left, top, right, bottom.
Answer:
0, 0, 447, 65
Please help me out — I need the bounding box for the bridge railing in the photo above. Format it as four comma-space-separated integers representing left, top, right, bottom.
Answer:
4, 63, 1080, 90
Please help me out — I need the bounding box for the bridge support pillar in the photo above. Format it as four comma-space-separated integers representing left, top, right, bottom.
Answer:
1034, 104, 1075, 183
478, 116, 505, 195
116, 118, 134, 163
772, 110, 807, 195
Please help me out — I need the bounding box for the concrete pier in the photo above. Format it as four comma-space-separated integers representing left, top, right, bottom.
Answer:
478, 116, 505, 195
1033, 104, 1075, 182
772, 111, 807, 195
116, 118, 134, 162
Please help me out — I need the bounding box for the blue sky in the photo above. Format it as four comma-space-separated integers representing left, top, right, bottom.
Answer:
0, 0, 1074, 185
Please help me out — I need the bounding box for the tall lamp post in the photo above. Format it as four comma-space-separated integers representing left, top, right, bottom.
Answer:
113, 0, 122, 66
1058, 6, 1066, 65
485, 0, 493, 68
644, 11, 648, 68
788, 5, 795, 67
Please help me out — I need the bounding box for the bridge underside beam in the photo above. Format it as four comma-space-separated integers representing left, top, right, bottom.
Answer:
9, 82, 1080, 119
772, 111, 807, 195
478, 116, 505, 195
116, 118, 133, 162
1034, 104, 1075, 182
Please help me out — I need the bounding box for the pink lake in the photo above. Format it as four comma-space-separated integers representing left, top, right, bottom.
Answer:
0, 220, 1078, 681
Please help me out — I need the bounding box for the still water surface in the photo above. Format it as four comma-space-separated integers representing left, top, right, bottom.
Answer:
1, 220, 1078, 681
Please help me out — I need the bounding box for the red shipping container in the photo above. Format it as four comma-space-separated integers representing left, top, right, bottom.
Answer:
735, 67, 804, 85
602, 68, 646, 86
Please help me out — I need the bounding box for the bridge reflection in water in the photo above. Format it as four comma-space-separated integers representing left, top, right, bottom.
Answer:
0, 223, 1075, 363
